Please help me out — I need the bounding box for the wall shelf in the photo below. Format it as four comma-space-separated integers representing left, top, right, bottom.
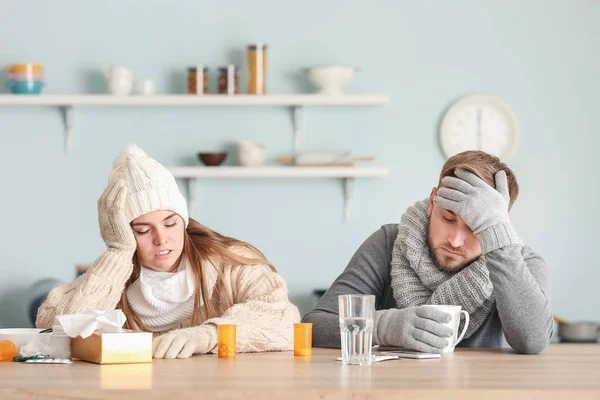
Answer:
0, 94, 389, 106
1, 94, 390, 222
169, 166, 390, 222
0, 94, 388, 152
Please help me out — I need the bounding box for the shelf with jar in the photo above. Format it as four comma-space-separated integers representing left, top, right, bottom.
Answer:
2, 42, 388, 154
3, 52, 390, 222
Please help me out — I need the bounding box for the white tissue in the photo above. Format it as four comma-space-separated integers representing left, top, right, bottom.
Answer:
20, 340, 55, 357
56, 310, 127, 339
20, 335, 71, 359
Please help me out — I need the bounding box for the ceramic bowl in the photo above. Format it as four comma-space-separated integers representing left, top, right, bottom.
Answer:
6, 63, 44, 74
306, 66, 356, 95
7, 72, 45, 81
198, 152, 227, 166
8, 80, 45, 94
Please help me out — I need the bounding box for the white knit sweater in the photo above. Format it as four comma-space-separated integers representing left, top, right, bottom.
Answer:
36, 248, 300, 355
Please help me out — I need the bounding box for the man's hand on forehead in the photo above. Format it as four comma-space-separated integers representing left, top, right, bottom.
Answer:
433, 169, 510, 234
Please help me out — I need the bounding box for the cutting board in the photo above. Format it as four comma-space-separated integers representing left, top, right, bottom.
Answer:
274, 152, 375, 166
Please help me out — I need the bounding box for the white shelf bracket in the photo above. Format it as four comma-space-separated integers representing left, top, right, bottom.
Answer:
186, 178, 197, 217
292, 105, 303, 156
61, 106, 74, 153
343, 178, 355, 223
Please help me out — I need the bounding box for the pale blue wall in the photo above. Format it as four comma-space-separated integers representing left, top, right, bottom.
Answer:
1, 0, 598, 327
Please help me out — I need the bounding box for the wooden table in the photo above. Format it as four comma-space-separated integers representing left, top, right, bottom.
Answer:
1, 344, 599, 399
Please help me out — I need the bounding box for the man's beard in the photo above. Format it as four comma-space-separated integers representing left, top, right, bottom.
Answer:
428, 222, 478, 273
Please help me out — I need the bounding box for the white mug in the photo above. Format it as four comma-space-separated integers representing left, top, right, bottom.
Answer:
135, 79, 155, 96
104, 65, 133, 96
423, 305, 469, 353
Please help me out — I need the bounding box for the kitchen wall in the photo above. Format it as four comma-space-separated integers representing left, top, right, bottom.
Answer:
0, 0, 598, 327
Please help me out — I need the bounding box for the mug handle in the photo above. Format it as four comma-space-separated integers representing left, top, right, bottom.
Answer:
454, 310, 470, 346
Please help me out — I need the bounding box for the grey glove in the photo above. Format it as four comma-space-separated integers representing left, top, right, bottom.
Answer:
376, 306, 453, 354
98, 181, 137, 256
434, 169, 522, 254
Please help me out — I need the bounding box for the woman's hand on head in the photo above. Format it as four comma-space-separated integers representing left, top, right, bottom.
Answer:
98, 181, 137, 256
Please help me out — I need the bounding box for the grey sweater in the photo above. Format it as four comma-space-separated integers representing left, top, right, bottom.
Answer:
302, 224, 554, 354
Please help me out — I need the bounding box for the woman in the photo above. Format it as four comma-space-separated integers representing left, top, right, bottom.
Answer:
36, 145, 300, 359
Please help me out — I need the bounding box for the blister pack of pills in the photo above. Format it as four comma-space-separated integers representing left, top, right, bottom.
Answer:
24, 358, 72, 364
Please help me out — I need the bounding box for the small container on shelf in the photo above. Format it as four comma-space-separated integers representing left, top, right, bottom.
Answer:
6, 63, 45, 95
247, 43, 267, 95
218, 65, 239, 95
187, 65, 209, 95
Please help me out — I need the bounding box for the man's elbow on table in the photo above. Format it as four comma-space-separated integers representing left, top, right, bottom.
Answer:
509, 331, 553, 355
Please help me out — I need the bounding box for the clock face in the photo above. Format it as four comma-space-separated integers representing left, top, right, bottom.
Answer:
440, 95, 519, 162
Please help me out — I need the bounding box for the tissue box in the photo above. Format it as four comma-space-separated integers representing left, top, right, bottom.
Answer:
71, 331, 153, 364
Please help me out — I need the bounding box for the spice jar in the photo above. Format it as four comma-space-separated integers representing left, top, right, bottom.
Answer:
187, 66, 208, 95
247, 43, 267, 94
218, 65, 239, 95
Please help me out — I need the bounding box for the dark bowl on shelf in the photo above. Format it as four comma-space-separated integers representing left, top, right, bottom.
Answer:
197, 152, 227, 166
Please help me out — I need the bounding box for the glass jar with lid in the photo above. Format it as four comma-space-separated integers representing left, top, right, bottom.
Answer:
187, 65, 208, 94
247, 43, 267, 95
218, 65, 239, 95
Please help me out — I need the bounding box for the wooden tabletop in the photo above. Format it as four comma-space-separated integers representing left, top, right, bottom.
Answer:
1, 344, 599, 399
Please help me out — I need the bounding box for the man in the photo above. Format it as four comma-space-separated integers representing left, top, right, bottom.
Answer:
303, 151, 553, 354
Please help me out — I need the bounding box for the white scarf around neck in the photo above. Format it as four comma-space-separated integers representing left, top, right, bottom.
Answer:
126, 256, 217, 332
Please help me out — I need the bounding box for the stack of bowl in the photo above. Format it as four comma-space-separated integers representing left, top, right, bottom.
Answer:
6, 63, 45, 94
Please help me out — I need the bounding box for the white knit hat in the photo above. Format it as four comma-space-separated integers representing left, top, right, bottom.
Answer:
103, 144, 189, 227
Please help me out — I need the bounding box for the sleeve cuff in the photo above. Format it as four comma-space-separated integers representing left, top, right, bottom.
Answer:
186, 324, 218, 354
373, 309, 392, 346
88, 250, 134, 283
196, 322, 224, 354
476, 221, 523, 254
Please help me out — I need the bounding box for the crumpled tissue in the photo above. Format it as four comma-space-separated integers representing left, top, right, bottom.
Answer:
56, 310, 127, 339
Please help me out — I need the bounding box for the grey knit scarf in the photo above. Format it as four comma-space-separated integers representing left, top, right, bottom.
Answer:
390, 200, 495, 338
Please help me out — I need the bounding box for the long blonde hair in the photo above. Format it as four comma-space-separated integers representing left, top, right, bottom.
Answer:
118, 218, 275, 331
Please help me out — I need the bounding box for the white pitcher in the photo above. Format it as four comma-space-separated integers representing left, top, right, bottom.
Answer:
104, 65, 133, 96
237, 140, 266, 166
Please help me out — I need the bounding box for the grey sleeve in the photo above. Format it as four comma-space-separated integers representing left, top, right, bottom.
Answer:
302, 226, 393, 348
485, 244, 553, 354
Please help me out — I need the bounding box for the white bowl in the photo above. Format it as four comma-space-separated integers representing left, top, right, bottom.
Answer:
0, 328, 43, 351
307, 66, 356, 95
